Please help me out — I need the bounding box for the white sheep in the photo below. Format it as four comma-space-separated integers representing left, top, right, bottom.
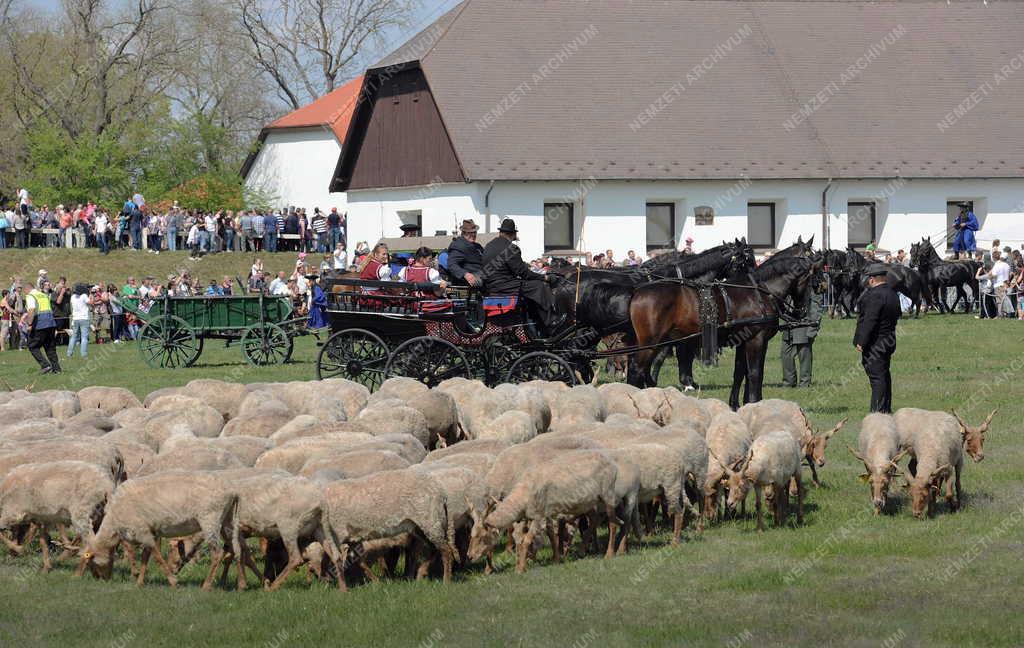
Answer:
716, 430, 803, 531
423, 439, 511, 463
740, 400, 845, 487
846, 413, 906, 514
900, 417, 964, 518
702, 412, 753, 520
322, 468, 454, 589
0, 460, 115, 573
135, 445, 243, 477
468, 449, 621, 573
83, 470, 241, 590
0, 437, 125, 484
476, 409, 537, 445
298, 450, 410, 480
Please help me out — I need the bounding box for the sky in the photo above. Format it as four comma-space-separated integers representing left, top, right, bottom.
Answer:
22, 0, 463, 68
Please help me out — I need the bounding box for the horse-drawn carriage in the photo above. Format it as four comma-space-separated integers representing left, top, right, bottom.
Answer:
313, 276, 592, 390
124, 291, 310, 368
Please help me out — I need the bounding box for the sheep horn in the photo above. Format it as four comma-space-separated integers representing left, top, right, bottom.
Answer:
950, 408, 969, 432
844, 443, 864, 462
823, 417, 848, 439
891, 448, 909, 465
706, 448, 733, 475
982, 408, 998, 431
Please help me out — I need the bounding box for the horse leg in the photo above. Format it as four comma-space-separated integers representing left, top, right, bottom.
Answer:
728, 343, 747, 410
676, 342, 699, 391
744, 337, 768, 404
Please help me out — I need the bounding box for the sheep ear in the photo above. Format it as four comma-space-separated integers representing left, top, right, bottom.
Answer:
484, 496, 498, 516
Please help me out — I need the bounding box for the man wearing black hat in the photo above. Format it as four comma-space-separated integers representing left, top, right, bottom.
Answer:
853, 264, 902, 412
400, 223, 421, 238
483, 218, 564, 334
446, 219, 484, 286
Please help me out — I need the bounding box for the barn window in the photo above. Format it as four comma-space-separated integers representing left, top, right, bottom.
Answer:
946, 200, 974, 247
646, 203, 675, 251
397, 210, 422, 234
747, 202, 776, 248
544, 202, 574, 250
847, 202, 876, 249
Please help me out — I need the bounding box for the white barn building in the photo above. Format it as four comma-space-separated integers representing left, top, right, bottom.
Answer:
242, 76, 363, 216
291, 2, 1024, 260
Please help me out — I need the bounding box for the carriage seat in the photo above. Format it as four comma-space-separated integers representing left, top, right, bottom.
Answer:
482, 295, 519, 316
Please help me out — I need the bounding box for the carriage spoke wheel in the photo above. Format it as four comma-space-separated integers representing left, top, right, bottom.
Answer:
384, 337, 471, 388
481, 332, 522, 386
137, 315, 203, 369
506, 351, 578, 386
241, 323, 293, 366
316, 328, 389, 390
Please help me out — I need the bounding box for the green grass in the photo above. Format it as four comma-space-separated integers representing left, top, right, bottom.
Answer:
1, 278, 1023, 646
0, 247, 301, 288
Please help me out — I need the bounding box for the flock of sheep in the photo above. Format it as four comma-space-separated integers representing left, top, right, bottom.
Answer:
0, 377, 996, 590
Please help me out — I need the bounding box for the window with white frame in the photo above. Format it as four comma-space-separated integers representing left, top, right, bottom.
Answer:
544, 202, 574, 250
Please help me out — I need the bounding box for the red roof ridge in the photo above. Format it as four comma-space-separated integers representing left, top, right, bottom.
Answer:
266, 75, 365, 142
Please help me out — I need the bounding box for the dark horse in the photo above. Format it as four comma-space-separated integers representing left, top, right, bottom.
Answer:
822, 248, 862, 318
627, 254, 816, 409
909, 237, 979, 313
549, 240, 756, 385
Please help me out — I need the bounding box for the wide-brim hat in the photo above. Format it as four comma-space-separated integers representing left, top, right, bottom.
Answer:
498, 218, 518, 234
400, 223, 421, 233
865, 263, 889, 277
460, 219, 479, 233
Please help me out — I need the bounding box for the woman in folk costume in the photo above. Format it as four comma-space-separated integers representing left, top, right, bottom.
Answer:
397, 246, 448, 295
307, 275, 328, 329
952, 202, 978, 259
358, 243, 392, 281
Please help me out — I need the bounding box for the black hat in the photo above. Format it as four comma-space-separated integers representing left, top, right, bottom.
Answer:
865, 263, 889, 277
498, 218, 518, 234
400, 223, 420, 233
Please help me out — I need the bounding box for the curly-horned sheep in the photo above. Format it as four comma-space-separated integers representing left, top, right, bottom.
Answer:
718, 430, 803, 532
322, 468, 454, 590
846, 413, 906, 514
900, 417, 964, 518
703, 412, 753, 520
469, 449, 621, 573
0, 460, 115, 573
83, 470, 241, 590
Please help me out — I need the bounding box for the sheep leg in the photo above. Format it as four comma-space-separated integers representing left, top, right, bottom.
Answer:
546, 525, 561, 563
605, 507, 619, 560
954, 468, 963, 511
200, 545, 226, 592
37, 529, 52, 572
56, 524, 77, 561
516, 520, 541, 574
754, 485, 764, 532
642, 503, 655, 536
331, 545, 350, 592
440, 542, 453, 584
121, 541, 138, 578
776, 485, 788, 527
671, 511, 683, 546
267, 550, 304, 592
945, 477, 958, 513
796, 474, 804, 525
137, 547, 151, 586
363, 559, 382, 583
1, 530, 24, 555
149, 544, 180, 588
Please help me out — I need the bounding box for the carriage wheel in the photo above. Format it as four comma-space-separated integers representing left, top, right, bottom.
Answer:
137, 316, 203, 369
506, 352, 578, 386
241, 323, 293, 366
480, 332, 522, 386
384, 337, 471, 388
316, 328, 389, 390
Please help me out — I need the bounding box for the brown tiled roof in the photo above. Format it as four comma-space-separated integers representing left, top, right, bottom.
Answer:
366, 0, 1024, 180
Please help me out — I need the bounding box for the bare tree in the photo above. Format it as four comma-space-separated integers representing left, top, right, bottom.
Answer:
1, 0, 184, 137
238, 0, 416, 110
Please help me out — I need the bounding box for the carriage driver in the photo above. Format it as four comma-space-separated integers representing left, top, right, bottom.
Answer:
482, 218, 566, 334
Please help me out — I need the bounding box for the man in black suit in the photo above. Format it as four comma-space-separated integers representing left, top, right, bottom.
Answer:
853, 263, 902, 412
482, 218, 564, 333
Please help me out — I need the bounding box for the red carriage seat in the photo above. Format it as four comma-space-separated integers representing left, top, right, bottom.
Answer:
482, 295, 519, 316
414, 299, 455, 314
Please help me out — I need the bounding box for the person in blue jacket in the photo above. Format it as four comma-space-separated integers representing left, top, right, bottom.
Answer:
952, 202, 978, 259
307, 276, 328, 329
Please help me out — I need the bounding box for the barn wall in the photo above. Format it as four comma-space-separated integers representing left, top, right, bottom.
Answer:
345, 178, 1024, 262
244, 128, 347, 214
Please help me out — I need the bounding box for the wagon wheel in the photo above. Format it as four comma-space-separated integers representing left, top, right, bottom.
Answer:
241, 323, 293, 366
137, 315, 203, 369
506, 351, 578, 386
316, 328, 389, 390
384, 337, 471, 388
480, 331, 522, 386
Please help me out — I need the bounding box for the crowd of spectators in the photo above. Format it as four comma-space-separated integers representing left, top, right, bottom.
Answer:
0, 190, 350, 265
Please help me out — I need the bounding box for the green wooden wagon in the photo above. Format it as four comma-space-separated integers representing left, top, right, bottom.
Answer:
123, 293, 306, 368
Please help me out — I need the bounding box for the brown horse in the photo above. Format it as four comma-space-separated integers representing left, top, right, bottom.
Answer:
627, 255, 816, 409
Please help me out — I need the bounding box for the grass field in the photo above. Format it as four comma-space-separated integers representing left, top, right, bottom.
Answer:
0, 247, 301, 288
1, 258, 1023, 646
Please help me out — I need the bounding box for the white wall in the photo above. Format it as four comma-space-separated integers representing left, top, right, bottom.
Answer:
344, 178, 1024, 261
244, 128, 348, 214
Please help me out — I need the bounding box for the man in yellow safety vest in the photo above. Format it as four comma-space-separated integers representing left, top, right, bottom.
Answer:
20, 278, 62, 374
